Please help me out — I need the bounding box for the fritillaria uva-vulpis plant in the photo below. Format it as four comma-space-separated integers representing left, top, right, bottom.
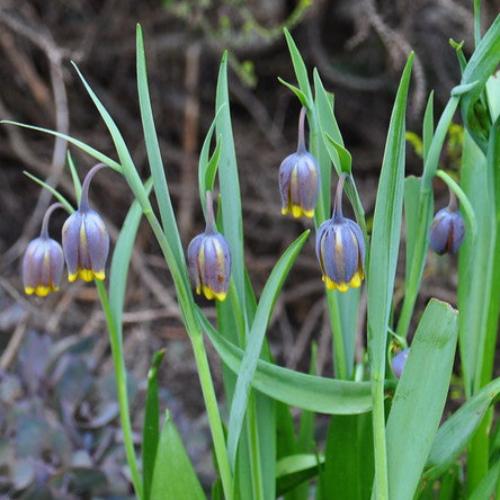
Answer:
6, 6, 500, 499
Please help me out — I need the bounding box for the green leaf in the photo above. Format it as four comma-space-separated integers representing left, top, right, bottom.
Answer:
109, 180, 153, 338
367, 53, 413, 499
23, 171, 75, 214
323, 133, 352, 173
468, 458, 500, 500
386, 299, 458, 500
198, 310, 378, 415
66, 151, 82, 203
321, 410, 374, 500
460, 14, 500, 149
422, 91, 434, 162
227, 230, 310, 468
276, 454, 324, 497
136, 24, 186, 272
71, 62, 152, 216
142, 350, 165, 500
1, 121, 121, 171
215, 52, 247, 319
424, 377, 500, 481
198, 108, 223, 214
150, 411, 206, 500
283, 28, 313, 106
277, 77, 309, 108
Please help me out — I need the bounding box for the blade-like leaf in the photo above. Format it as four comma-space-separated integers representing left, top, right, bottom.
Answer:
227, 230, 310, 467
277, 77, 309, 108
283, 28, 313, 106
424, 377, 500, 481
66, 151, 82, 203
142, 349, 165, 500
23, 171, 75, 214
386, 299, 458, 500
367, 53, 413, 499
198, 310, 378, 415
422, 91, 434, 162
136, 24, 186, 272
324, 133, 352, 173
150, 411, 206, 500
1, 121, 121, 171
468, 458, 500, 500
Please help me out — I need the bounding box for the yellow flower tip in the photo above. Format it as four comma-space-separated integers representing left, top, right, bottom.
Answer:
195, 285, 202, 296
291, 205, 303, 218
93, 270, 106, 281
68, 273, 78, 283
281, 207, 289, 216
34, 285, 50, 297
24, 287, 35, 296
79, 269, 94, 282
323, 273, 363, 293
202, 285, 227, 302
303, 208, 315, 219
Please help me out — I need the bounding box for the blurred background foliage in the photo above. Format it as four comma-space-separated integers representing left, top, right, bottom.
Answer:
0, 0, 499, 497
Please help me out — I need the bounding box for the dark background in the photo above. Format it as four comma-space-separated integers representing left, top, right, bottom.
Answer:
0, 1, 498, 497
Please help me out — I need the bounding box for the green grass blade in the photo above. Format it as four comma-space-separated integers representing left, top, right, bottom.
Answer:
198, 310, 378, 415
276, 454, 324, 497
2, 121, 121, 171
227, 230, 310, 468
136, 24, 186, 271
422, 91, 434, 162
468, 458, 500, 500
277, 77, 309, 108
109, 180, 153, 338
150, 411, 206, 500
283, 28, 313, 106
386, 299, 458, 500
71, 62, 151, 212
66, 151, 82, 202
142, 350, 165, 500
366, 53, 413, 499
215, 52, 247, 318
424, 377, 500, 481
23, 171, 75, 214
324, 133, 352, 173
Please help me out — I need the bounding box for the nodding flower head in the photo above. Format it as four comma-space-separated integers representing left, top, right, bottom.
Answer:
187, 192, 231, 301
22, 203, 64, 297
429, 192, 465, 255
279, 107, 319, 219
62, 164, 110, 283
315, 175, 365, 292
392, 348, 409, 379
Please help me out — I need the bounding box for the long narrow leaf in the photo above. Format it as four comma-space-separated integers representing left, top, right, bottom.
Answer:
143, 350, 165, 500
386, 299, 458, 499
227, 231, 310, 467
136, 24, 186, 272
367, 53, 413, 499
198, 311, 378, 415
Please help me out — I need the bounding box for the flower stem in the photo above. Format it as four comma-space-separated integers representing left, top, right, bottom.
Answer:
372, 373, 389, 499
96, 281, 143, 500
40, 202, 63, 238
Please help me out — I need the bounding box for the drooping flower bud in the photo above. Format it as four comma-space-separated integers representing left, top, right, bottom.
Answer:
315, 175, 365, 292
187, 192, 231, 301
279, 107, 319, 219
429, 192, 465, 255
22, 203, 64, 297
62, 164, 110, 282
391, 348, 409, 379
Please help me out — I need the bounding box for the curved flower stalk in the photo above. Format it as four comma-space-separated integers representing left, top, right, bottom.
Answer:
62, 163, 110, 282
22, 203, 64, 297
279, 107, 320, 219
316, 174, 365, 292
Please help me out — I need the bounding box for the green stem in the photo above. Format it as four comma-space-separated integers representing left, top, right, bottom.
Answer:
371, 374, 389, 500
396, 97, 459, 338
191, 331, 234, 499
326, 292, 348, 379
145, 212, 234, 499
247, 394, 264, 500
96, 281, 144, 500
